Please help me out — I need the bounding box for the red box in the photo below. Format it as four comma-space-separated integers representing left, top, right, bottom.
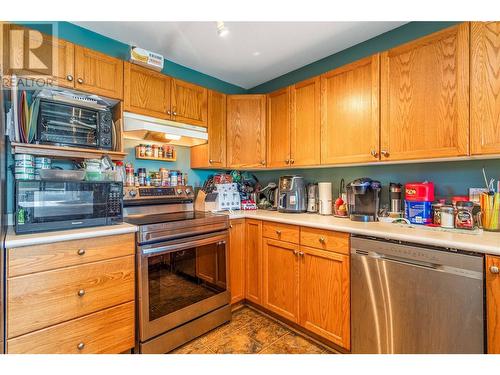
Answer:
405, 182, 435, 202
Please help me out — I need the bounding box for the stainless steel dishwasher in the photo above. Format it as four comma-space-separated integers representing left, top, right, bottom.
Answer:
351, 235, 484, 354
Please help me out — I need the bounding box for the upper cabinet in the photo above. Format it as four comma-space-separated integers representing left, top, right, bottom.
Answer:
190, 90, 226, 168
471, 22, 500, 155
380, 23, 469, 161
291, 77, 321, 167
321, 55, 380, 165
74, 46, 123, 100
123, 62, 171, 119
226, 95, 267, 169
267, 87, 291, 168
171, 78, 208, 127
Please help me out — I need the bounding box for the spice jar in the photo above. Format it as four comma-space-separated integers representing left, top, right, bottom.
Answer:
440, 205, 455, 229
158, 146, 164, 158
138, 144, 146, 157
432, 202, 443, 225
455, 201, 474, 230
145, 144, 153, 157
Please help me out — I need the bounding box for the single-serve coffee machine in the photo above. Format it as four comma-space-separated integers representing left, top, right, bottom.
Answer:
278, 175, 307, 213
346, 178, 381, 222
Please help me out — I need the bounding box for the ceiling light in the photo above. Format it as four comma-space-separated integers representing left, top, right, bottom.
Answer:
164, 133, 181, 141
216, 21, 229, 37
252, 51, 261, 56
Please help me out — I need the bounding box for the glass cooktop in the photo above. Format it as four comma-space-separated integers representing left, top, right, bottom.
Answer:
124, 211, 222, 226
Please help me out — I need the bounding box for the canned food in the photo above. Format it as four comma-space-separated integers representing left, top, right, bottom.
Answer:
15, 166, 35, 174
15, 173, 34, 180
15, 159, 34, 167
35, 157, 51, 164
15, 154, 34, 162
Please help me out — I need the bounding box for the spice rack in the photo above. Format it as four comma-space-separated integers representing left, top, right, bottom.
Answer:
135, 146, 176, 162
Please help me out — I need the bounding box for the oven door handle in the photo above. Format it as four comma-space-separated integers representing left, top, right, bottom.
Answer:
141, 233, 227, 257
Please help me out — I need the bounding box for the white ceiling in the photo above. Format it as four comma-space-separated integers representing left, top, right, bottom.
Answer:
74, 22, 407, 89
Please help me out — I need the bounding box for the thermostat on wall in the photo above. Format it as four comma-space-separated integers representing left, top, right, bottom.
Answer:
130, 46, 164, 71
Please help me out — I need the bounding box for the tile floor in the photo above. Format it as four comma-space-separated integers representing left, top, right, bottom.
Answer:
171, 307, 332, 354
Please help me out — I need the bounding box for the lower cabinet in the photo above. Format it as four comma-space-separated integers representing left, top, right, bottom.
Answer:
262, 238, 299, 322
299, 246, 350, 350
245, 219, 263, 304
487, 255, 500, 354
229, 219, 246, 304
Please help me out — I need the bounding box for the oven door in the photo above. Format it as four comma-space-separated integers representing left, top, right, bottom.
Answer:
137, 230, 229, 342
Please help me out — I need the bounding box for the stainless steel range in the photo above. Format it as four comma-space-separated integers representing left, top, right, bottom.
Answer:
123, 186, 231, 354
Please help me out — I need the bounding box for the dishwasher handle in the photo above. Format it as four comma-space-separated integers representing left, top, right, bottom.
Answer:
353, 249, 439, 270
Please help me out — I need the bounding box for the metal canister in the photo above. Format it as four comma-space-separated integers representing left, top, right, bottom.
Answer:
170, 171, 178, 186
138, 168, 146, 186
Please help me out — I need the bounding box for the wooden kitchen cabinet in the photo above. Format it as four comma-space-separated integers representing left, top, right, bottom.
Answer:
299, 245, 350, 350
262, 238, 299, 323
267, 87, 291, 168
290, 77, 321, 166
486, 254, 500, 354
171, 78, 208, 127
123, 62, 171, 119
321, 54, 380, 165
229, 219, 246, 305
226, 95, 267, 169
380, 23, 469, 161
245, 219, 263, 305
471, 22, 500, 155
191, 90, 226, 168
74, 45, 123, 100
3, 24, 75, 88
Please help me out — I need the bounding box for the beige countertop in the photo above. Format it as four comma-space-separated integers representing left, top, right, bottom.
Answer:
4, 222, 138, 249
226, 210, 500, 255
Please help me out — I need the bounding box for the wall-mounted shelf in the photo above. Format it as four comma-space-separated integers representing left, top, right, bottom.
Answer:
135, 148, 177, 162
10, 143, 127, 161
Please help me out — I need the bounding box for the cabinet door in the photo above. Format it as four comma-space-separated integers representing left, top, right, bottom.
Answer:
299, 246, 350, 350
487, 255, 500, 354
245, 219, 262, 305
227, 95, 267, 168
380, 23, 469, 161
74, 46, 123, 100
291, 77, 321, 166
267, 87, 291, 168
262, 238, 299, 322
3, 25, 74, 88
321, 55, 380, 164
207, 90, 227, 167
171, 79, 208, 127
471, 22, 500, 155
229, 219, 245, 305
123, 62, 171, 119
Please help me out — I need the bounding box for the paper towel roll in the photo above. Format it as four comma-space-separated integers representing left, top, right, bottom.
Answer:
318, 182, 333, 215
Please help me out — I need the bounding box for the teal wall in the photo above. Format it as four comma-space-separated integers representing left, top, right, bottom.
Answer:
252, 159, 500, 206
248, 21, 460, 93
18, 22, 247, 94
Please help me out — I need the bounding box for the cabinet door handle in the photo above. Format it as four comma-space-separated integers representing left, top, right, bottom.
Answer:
172, 112, 177, 116
77, 289, 85, 297
298, 251, 305, 257
293, 250, 299, 256
285, 159, 290, 164
167, 110, 171, 115
275, 230, 282, 235
77, 342, 85, 351
490, 265, 500, 274
209, 159, 214, 164
261, 160, 266, 165
290, 159, 295, 164
77, 248, 85, 256
370, 150, 378, 158
77, 78, 84, 84
381, 150, 390, 157
229, 224, 233, 229
66, 75, 73, 82
319, 237, 326, 244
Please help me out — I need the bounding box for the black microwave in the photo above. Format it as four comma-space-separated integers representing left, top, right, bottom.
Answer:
15, 180, 123, 234
36, 99, 113, 150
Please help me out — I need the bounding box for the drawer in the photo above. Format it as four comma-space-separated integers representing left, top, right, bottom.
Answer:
7, 301, 135, 354
263, 221, 299, 244
7, 255, 134, 338
300, 227, 349, 254
8, 233, 135, 277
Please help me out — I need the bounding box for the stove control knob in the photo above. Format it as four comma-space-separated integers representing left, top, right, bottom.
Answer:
185, 188, 192, 195
177, 189, 183, 195
128, 190, 137, 197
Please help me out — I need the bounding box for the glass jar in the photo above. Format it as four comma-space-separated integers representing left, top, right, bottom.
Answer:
145, 144, 153, 157
440, 206, 455, 229
455, 201, 474, 230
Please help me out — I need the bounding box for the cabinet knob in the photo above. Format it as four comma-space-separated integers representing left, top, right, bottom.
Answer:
285, 159, 289, 164
298, 251, 305, 257
319, 237, 326, 244
229, 224, 233, 229
290, 159, 295, 164
77, 78, 84, 84
77, 248, 85, 256
370, 150, 378, 158
77, 342, 85, 351
77, 289, 85, 297
209, 159, 214, 164
293, 250, 299, 256
66, 74, 73, 82
381, 150, 390, 157
172, 111, 177, 116
167, 110, 171, 115
276, 230, 282, 235
261, 160, 266, 165
490, 265, 500, 274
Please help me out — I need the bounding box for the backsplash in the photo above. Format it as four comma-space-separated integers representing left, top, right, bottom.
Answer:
252, 159, 500, 206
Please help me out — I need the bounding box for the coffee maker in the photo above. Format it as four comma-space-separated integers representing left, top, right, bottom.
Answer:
278, 176, 307, 213
346, 178, 381, 222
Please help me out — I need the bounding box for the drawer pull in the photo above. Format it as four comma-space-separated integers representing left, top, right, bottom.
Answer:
66, 74, 73, 82
298, 251, 304, 257
77, 289, 86, 297
319, 237, 326, 244
77, 77, 84, 84
275, 230, 282, 235
77, 342, 85, 351
77, 248, 86, 256
490, 265, 500, 274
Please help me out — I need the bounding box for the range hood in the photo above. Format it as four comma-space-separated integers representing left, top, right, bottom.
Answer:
122, 112, 208, 147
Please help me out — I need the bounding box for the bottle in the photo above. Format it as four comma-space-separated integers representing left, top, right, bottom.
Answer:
115, 161, 126, 184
